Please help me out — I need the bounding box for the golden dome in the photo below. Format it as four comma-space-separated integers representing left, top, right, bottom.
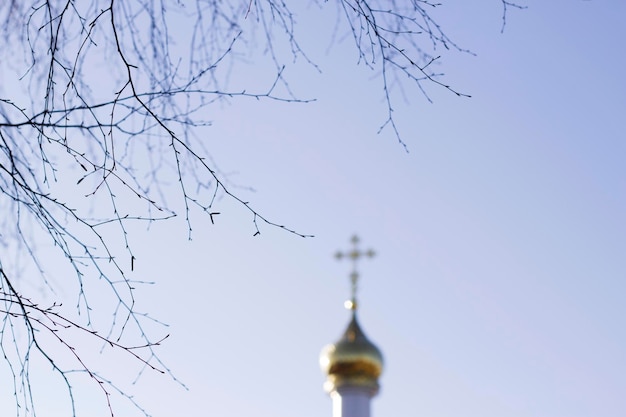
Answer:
319, 313, 384, 394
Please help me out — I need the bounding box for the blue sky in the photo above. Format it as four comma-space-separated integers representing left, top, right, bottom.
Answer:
1, 1, 625, 417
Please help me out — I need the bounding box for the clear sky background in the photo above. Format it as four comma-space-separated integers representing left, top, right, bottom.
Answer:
1, 1, 625, 417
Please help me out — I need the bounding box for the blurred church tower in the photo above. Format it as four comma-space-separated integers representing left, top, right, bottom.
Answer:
319, 236, 384, 417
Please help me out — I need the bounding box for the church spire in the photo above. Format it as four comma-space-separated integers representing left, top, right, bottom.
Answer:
334, 235, 376, 312
320, 236, 384, 417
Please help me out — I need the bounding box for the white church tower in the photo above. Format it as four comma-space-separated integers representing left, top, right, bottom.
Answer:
319, 236, 384, 417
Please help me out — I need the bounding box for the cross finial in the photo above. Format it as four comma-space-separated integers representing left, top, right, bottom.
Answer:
334, 235, 376, 312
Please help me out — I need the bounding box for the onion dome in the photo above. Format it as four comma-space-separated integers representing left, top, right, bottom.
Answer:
319, 313, 384, 394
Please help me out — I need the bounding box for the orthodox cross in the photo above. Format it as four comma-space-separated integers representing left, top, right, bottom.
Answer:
335, 235, 375, 311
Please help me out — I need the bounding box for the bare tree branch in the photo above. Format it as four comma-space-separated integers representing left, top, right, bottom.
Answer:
0, 1, 523, 415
